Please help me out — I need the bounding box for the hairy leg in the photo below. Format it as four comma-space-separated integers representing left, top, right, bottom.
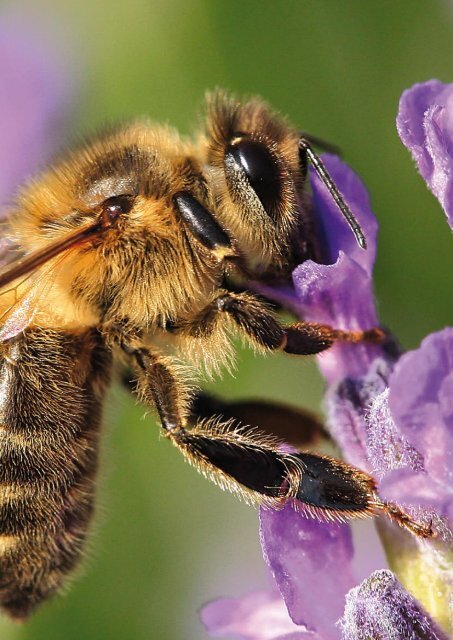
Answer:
121, 338, 432, 537
175, 289, 384, 355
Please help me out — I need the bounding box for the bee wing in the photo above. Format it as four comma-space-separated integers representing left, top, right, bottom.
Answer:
0, 236, 20, 269
0, 284, 38, 341
0, 215, 113, 342
0, 255, 67, 341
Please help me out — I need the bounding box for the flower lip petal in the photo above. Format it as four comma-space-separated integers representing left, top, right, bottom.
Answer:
293, 252, 377, 330
388, 328, 453, 490
365, 388, 424, 479
309, 155, 378, 272
397, 79, 453, 229
292, 252, 381, 383
260, 504, 355, 639
200, 590, 313, 640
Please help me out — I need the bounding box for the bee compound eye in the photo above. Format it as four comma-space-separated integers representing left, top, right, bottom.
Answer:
225, 138, 281, 214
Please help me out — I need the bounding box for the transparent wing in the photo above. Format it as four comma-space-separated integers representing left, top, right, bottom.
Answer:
0, 252, 68, 341
0, 214, 112, 342
0, 236, 20, 270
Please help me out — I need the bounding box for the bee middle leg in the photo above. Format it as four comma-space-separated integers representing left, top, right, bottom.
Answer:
119, 368, 328, 448
190, 392, 330, 449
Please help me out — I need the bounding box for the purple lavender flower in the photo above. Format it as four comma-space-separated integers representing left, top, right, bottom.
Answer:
372, 329, 453, 522
397, 80, 453, 229
203, 82, 453, 639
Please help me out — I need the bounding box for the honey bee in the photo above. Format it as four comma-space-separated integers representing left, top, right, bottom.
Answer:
0, 91, 432, 620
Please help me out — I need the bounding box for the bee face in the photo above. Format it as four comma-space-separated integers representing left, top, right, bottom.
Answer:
10, 123, 220, 328
6, 95, 312, 331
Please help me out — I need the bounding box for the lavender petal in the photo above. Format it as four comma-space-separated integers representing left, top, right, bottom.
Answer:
340, 569, 449, 640
260, 503, 354, 639
397, 80, 453, 229
293, 253, 381, 384
366, 388, 424, 479
201, 590, 314, 640
388, 328, 453, 491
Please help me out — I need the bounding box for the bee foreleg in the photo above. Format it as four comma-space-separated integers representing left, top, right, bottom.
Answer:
180, 291, 285, 351
180, 291, 384, 355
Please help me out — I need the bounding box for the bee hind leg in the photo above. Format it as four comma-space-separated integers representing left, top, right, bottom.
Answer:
121, 340, 293, 505
187, 393, 432, 534
121, 340, 403, 529
121, 340, 430, 537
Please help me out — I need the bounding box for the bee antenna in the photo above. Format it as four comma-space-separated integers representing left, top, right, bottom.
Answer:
298, 138, 367, 250
298, 132, 343, 156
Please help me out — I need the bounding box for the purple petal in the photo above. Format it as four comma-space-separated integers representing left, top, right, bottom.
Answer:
293, 252, 378, 331
309, 155, 378, 272
379, 468, 453, 528
0, 14, 73, 208
340, 569, 449, 640
292, 159, 382, 384
293, 254, 381, 384
201, 591, 314, 640
388, 328, 453, 490
397, 80, 453, 228
325, 358, 393, 469
260, 503, 355, 639
365, 388, 424, 479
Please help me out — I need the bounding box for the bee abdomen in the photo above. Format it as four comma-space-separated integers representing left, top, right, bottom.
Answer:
0, 328, 111, 619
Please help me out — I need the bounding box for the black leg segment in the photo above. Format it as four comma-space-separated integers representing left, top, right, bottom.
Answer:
190, 392, 328, 448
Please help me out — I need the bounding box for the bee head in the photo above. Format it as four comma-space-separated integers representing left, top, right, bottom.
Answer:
201, 91, 304, 271
9, 123, 216, 329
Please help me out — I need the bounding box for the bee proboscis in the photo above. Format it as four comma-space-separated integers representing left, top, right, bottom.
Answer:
0, 91, 432, 619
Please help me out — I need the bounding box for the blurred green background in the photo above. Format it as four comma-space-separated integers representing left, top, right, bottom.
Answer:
1, 1, 452, 639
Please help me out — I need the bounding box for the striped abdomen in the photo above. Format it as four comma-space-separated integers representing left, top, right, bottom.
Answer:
0, 327, 111, 619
